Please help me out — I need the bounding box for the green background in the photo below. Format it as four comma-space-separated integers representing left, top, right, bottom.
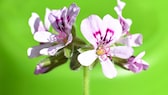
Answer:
0, 0, 167, 95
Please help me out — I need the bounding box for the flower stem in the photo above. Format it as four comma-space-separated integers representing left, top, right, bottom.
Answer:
83, 66, 89, 95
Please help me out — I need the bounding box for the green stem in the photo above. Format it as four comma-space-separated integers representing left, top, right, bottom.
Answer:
83, 66, 89, 95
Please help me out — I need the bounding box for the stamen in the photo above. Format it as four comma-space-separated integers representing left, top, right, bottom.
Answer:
96, 46, 105, 56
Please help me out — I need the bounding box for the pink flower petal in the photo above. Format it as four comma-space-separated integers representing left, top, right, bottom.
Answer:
110, 46, 134, 59
102, 14, 122, 44
80, 15, 103, 48
118, 33, 143, 47
28, 13, 45, 34
99, 57, 117, 79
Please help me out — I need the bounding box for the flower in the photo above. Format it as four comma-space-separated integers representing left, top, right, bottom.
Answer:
124, 51, 149, 73
27, 3, 80, 57
78, 14, 134, 78
114, 0, 143, 47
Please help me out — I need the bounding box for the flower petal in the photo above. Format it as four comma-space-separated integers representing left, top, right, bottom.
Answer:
28, 13, 46, 34
141, 60, 149, 70
40, 44, 65, 56
119, 17, 132, 34
118, 33, 143, 47
34, 31, 52, 42
44, 8, 51, 30
67, 3, 80, 26
78, 50, 97, 66
80, 15, 102, 48
48, 10, 62, 32
27, 43, 52, 58
102, 14, 122, 44
99, 58, 117, 79
110, 46, 134, 59
114, 0, 126, 15
133, 51, 145, 63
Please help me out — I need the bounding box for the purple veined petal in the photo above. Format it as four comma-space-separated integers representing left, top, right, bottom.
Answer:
119, 17, 132, 34
61, 7, 68, 18
141, 60, 149, 70
68, 3, 80, 18
28, 13, 46, 34
118, 33, 143, 47
67, 3, 80, 26
51, 9, 62, 19
102, 14, 122, 45
80, 15, 103, 48
48, 10, 62, 32
134, 53, 149, 70
44, 8, 51, 30
33, 31, 52, 43
132, 51, 145, 63
78, 50, 98, 66
40, 44, 65, 56
110, 46, 134, 59
128, 63, 143, 73
99, 57, 117, 79
27, 43, 52, 58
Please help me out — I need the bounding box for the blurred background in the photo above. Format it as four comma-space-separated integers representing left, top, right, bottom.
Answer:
0, 0, 167, 95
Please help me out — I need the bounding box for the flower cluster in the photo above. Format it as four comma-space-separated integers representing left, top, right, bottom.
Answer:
27, 0, 149, 78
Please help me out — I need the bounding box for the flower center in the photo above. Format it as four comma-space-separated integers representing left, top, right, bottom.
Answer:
96, 46, 106, 56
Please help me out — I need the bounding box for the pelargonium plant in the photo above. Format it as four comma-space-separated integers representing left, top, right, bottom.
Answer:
27, 0, 149, 95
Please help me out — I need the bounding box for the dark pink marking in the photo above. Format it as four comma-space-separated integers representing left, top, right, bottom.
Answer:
56, 17, 65, 32
120, 17, 128, 33
67, 16, 70, 22
103, 28, 114, 43
93, 30, 102, 42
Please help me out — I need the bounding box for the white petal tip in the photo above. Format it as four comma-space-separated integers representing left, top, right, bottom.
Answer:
77, 50, 97, 66
27, 48, 32, 56
40, 48, 49, 55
